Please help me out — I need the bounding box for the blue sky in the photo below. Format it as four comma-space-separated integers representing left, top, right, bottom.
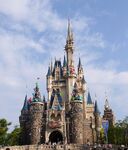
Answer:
0, 0, 128, 129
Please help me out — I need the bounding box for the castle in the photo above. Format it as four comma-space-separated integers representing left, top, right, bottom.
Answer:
19, 21, 114, 146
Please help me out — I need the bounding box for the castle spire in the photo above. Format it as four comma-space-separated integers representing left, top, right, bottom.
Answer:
78, 57, 82, 68
32, 82, 42, 102
94, 100, 100, 114
22, 95, 28, 111
67, 19, 73, 42
63, 55, 67, 67
105, 97, 110, 110
47, 65, 51, 76
87, 92, 93, 104
77, 57, 83, 77
65, 19, 74, 68
50, 59, 53, 74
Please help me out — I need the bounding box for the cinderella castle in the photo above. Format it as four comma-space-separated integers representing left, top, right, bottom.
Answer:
19, 21, 114, 146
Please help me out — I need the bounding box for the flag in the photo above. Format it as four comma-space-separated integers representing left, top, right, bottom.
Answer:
102, 120, 109, 137
28, 97, 32, 104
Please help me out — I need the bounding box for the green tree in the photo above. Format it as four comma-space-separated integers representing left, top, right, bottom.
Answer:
0, 118, 11, 146
6, 126, 21, 146
99, 127, 105, 144
108, 116, 128, 145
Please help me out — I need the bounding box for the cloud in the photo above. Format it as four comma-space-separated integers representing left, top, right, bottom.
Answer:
0, 0, 127, 129
85, 67, 128, 118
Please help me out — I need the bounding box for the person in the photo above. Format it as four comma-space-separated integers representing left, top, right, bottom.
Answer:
87, 139, 90, 146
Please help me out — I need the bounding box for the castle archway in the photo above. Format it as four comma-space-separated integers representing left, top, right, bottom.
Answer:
49, 130, 63, 144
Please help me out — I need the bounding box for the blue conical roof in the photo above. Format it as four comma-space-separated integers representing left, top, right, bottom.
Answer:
22, 95, 28, 111
94, 100, 100, 114
87, 92, 93, 104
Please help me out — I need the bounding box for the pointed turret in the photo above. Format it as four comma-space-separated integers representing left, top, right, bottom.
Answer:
32, 82, 42, 102
94, 100, 100, 114
47, 65, 51, 77
77, 57, 84, 78
22, 95, 28, 111
29, 83, 44, 145
66, 19, 73, 43
78, 57, 82, 68
103, 96, 115, 126
50, 60, 53, 74
62, 55, 67, 77
94, 100, 101, 143
49, 89, 63, 110
65, 20, 74, 68
104, 97, 110, 110
87, 92, 93, 104
63, 55, 67, 67
82, 76, 86, 84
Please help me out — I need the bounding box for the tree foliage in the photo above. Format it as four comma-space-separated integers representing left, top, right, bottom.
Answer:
0, 118, 11, 145
0, 119, 21, 146
108, 116, 128, 145
6, 126, 21, 146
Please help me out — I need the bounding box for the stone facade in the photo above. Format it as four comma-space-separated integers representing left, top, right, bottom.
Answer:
19, 21, 114, 146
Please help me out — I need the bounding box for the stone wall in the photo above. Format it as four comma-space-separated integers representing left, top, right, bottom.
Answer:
29, 102, 44, 145
1, 144, 127, 150
0, 144, 84, 150
84, 119, 95, 144
70, 101, 84, 144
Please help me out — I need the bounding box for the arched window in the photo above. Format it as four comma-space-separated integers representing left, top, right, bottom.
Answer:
56, 113, 61, 121
51, 113, 55, 120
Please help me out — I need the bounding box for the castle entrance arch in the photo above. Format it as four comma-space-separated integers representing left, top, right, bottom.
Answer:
49, 130, 63, 144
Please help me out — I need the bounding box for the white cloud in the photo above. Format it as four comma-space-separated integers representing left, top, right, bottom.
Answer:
0, 0, 127, 128
0, 0, 29, 20
85, 67, 128, 119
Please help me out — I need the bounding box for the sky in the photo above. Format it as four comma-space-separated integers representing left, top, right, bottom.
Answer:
0, 0, 128, 129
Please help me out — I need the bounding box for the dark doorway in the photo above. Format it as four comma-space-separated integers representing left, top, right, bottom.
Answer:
49, 130, 63, 144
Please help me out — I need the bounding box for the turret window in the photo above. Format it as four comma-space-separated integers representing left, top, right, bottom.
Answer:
50, 113, 55, 120
56, 113, 61, 121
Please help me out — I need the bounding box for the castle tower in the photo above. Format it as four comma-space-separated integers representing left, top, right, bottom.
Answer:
70, 85, 84, 144
65, 19, 74, 68
46, 64, 53, 101
78, 57, 84, 79
86, 92, 94, 119
29, 83, 44, 144
62, 55, 67, 77
65, 20, 76, 111
94, 100, 101, 143
19, 95, 30, 145
76, 58, 86, 100
103, 97, 115, 126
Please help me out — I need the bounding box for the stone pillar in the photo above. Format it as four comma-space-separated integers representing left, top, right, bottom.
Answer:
70, 101, 84, 144
29, 102, 43, 144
